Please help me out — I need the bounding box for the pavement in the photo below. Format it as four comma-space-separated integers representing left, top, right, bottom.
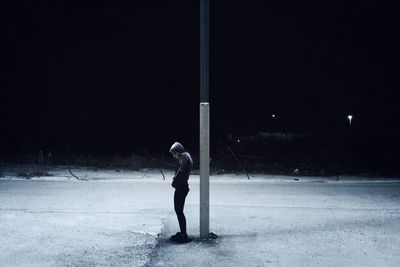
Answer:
1, 167, 399, 266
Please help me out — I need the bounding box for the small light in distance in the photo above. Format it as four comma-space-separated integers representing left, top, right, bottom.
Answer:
237, 139, 240, 143
272, 114, 276, 118
347, 115, 353, 127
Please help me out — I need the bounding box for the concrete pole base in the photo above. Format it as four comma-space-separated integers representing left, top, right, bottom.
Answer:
200, 102, 210, 239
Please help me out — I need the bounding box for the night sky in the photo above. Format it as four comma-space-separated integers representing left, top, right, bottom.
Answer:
1, 0, 400, 156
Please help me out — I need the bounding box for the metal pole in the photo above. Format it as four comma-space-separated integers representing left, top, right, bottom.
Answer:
200, 0, 210, 239
200, 0, 209, 103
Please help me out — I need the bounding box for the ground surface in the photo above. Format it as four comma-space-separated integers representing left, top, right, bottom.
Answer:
1, 166, 399, 266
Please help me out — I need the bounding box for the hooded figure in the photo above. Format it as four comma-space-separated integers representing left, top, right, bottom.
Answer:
170, 142, 193, 191
169, 142, 193, 243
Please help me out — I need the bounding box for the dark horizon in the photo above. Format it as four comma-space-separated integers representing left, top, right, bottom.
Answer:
1, 1, 400, 161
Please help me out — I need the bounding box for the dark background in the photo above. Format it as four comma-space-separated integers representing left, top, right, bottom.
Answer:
1, 1, 400, 171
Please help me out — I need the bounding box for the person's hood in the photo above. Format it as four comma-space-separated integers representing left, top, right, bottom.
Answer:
169, 142, 186, 154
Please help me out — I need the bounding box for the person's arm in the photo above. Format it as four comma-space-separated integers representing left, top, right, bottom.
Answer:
172, 154, 190, 188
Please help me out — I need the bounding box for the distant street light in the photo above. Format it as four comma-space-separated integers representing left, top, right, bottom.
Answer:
347, 115, 353, 128
272, 114, 276, 118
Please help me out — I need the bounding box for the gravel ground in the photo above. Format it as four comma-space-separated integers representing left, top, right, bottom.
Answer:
1, 167, 399, 266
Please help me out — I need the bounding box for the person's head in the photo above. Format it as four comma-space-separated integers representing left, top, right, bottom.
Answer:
169, 142, 186, 160
171, 151, 180, 160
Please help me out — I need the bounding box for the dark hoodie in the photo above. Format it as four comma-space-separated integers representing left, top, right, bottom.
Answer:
170, 142, 193, 191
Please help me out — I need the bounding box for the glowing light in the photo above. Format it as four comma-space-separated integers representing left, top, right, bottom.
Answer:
272, 114, 276, 118
347, 115, 353, 127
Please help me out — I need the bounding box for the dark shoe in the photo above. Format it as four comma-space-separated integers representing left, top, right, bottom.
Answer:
179, 233, 188, 240
172, 233, 192, 244
169, 232, 181, 242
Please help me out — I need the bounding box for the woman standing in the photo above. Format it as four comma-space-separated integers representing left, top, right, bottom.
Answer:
169, 142, 193, 243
